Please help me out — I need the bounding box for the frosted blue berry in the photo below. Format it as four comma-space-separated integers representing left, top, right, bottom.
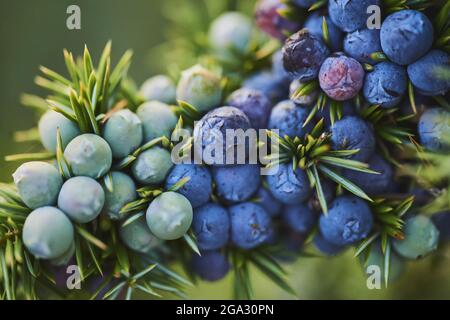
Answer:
268, 100, 313, 138
313, 232, 345, 256
58, 176, 104, 223
120, 213, 161, 253
102, 109, 143, 158
304, 11, 344, 51
136, 101, 177, 142
193, 106, 251, 165
380, 10, 434, 65
363, 62, 407, 108
192, 250, 230, 281
319, 196, 373, 246
165, 164, 212, 208
407, 50, 450, 96
131, 147, 173, 185
230, 202, 272, 249
209, 12, 253, 56
176, 65, 222, 113
212, 165, 261, 203
38, 110, 81, 153
23, 206, 74, 259
64, 134, 112, 179
146, 192, 193, 240
319, 53, 365, 101
282, 204, 316, 233
343, 154, 393, 196
328, 0, 380, 33
227, 88, 272, 129
193, 203, 230, 250
331, 116, 375, 162
140, 75, 176, 104
393, 215, 439, 260
266, 164, 311, 205
343, 28, 381, 64
282, 29, 330, 82
243, 71, 290, 103
103, 171, 137, 220
418, 108, 450, 152
256, 187, 282, 217
13, 161, 63, 209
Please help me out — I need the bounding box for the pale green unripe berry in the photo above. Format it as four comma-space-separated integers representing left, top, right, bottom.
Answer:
176, 65, 222, 113
208, 12, 253, 55
140, 75, 176, 104
58, 176, 105, 223
393, 215, 440, 260
120, 213, 161, 253
136, 101, 177, 142
146, 192, 193, 240
64, 134, 112, 179
13, 161, 63, 209
50, 242, 75, 266
131, 147, 173, 185
103, 171, 137, 220
102, 109, 143, 158
38, 110, 81, 153
22, 207, 74, 259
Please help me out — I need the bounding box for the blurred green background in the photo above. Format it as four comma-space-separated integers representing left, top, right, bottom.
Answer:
1, 0, 449, 299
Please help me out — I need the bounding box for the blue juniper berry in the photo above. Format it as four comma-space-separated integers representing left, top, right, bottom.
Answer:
192, 203, 230, 251
319, 195, 374, 246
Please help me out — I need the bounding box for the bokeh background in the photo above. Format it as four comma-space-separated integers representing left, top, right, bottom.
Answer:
1, 0, 449, 299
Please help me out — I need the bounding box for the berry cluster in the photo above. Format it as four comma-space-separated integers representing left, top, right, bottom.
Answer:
0, 0, 449, 300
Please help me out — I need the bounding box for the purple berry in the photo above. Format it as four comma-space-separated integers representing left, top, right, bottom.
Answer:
282, 29, 330, 82
319, 53, 365, 101
255, 0, 301, 40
